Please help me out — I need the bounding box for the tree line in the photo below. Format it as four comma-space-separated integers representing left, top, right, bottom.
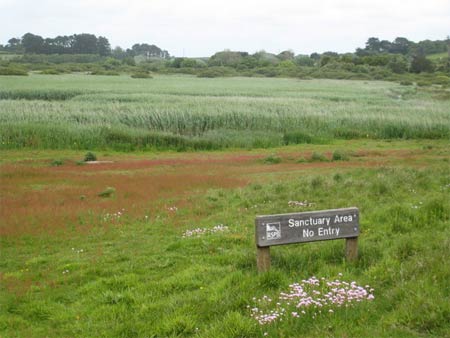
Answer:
0, 33, 170, 59
1, 33, 448, 82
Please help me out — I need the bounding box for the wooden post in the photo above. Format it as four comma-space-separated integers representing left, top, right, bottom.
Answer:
345, 237, 358, 261
257, 246, 270, 272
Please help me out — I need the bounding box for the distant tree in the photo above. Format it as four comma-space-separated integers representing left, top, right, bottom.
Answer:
277, 50, 294, 61
72, 34, 98, 54
128, 43, 169, 59
97, 36, 111, 56
387, 55, 408, 73
102, 57, 121, 69
7, 37, 22, 52
253, 51, 280, 66
379, 40, 392, 53
170, 57, 184, 68
410, 54, 434, 73
390, 37, 411, 54
365, 37, 381, 53
180, 58, 198, 68
447, 36, 450, 57
209, 50, 245, 66
310, 53, 321, 61
355, 48, 369, 57
319, 52, 338, 67
320, 55, 332, 67
340, 53, 356, 64
112, 46, 127, 59
21, 33, 44, 53
295, 55, 315, 67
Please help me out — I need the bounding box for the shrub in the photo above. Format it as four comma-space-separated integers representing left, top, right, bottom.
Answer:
40, 69, 62, 75
0, 66, 28, 76
84, 152, 97, 162
90, 70, 120, 76
311, 151, 328, 162
332, 150, 349, 161
130, 72, 152, 79
263, 154, 282, 164
417, 81, 432, 87
399, 80, 413, 86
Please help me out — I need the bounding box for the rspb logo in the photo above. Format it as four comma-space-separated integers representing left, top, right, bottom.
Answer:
266, 222, 281, 240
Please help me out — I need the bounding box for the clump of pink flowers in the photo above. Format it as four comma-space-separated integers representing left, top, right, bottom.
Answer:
249, 274, 374, 325
182, 224, 229, 238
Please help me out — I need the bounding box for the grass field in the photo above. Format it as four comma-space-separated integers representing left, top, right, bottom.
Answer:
1, 74, 449, 151
1, 139, 449, 337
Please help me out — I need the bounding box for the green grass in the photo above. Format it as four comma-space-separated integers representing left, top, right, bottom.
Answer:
1, 141, 449, 337
0, 74, 449, 151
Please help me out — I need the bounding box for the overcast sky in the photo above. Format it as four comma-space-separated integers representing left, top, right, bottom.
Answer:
1, 0, 449, 57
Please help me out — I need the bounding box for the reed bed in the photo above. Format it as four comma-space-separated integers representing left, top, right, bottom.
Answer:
1, 74, 449, 150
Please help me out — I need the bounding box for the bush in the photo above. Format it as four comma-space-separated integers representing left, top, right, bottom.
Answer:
40, 68, 62, 75
131, 72, 152, 79
84, 152, 97, 162
90, 70, 119, 76
263, 154, 282, 164
332, 150, 349, 161
400, 80, 413, 86
417, 81, 432, 87
311, 151, 328, 162
0, 66, 28, 76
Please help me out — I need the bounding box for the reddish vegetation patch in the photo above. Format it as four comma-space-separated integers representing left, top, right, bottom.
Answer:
0, 149, 412, 237
0, 155, 251, 237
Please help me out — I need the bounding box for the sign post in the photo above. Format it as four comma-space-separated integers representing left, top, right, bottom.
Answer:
255, 207, 359, 272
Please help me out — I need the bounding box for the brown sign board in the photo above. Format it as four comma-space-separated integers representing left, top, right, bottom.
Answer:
255, 207, 359, 248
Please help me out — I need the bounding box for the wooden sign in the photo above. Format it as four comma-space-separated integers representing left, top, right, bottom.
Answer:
255, 207, 359, 272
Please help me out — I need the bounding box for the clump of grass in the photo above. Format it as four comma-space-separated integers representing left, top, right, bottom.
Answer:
399, 80, 413, 86
333, 173, 343, 181
50, 159, 63, 166
311, 176, 323, 188
311, 151, 328, 162
98, 187, 116, 198
263, 154, 282, 164
84, 152, 97, 162
332, 150, 349, 161
283, 131, 313, 144
417, 81, 432, 87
